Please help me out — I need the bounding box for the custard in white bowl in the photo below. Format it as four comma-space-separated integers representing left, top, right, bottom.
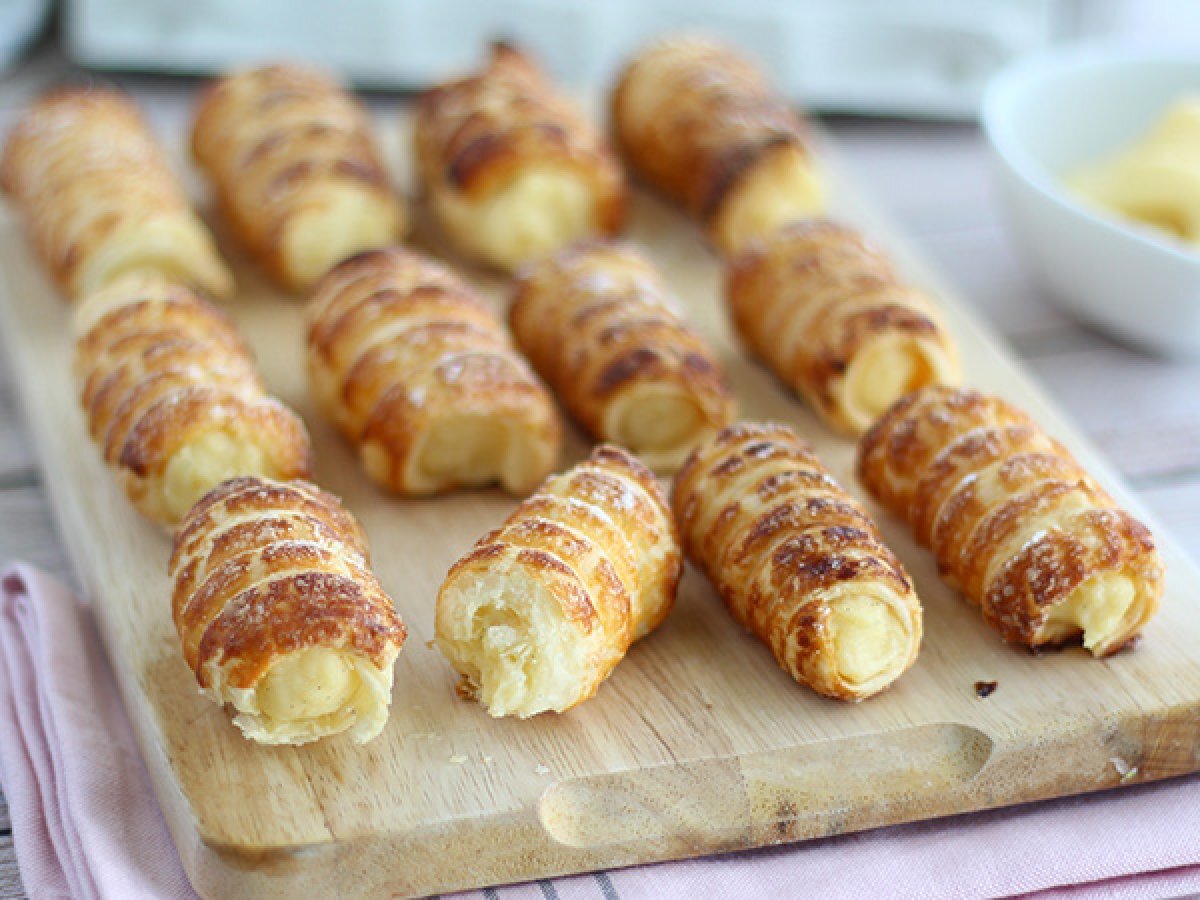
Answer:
983, 45, 1200, 357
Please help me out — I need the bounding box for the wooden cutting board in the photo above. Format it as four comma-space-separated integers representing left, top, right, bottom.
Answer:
1, 125, 1198, 899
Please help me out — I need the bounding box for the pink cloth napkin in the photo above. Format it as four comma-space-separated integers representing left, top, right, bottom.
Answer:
1, 562, 1199, 900
0, 564, 193, 900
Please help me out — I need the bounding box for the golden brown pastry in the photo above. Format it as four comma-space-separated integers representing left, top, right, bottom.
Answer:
0, 88, 232, 300
612, 35, 824, 255
510, 240, 736, 471
169, 476, 407, 744
73, 274, 313, 526
414, 42, 626, 272
857, 386, 1164, 655
726, 220, 960, 434
191, 63, 405, 291
436, 444, 681, 717
307, 247, 560, 495
673, 423, 922, 701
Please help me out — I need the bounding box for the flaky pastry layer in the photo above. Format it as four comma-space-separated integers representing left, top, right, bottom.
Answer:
726, 219, 960, 434
1, 88, 232, 299
673, 423, 922, 700
72, 274, 312, 526
169, 476, 407, 744
192, 63, 404, 291
612, 36, 824, 254
436, 445, 681, 717
307, 247, 560, 495
414, 43, 626, 271
511, 240, 735, 471
857, 386, 1164, 655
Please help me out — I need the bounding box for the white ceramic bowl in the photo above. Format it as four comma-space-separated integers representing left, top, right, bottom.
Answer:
982, 44, 1200, 357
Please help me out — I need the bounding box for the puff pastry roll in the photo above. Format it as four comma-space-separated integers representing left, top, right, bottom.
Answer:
726, 220, 960, 434
436, 445, 682, 717
73, 274, 313, 526
414, 42, 626, 272
0, 88, 232, 300
191, 63, 405, 291
511, 241, 735, 471
673, 424, 921, 700
307, 247, 560, 495
169, 476, 407, 744
612, 36, 824, 255
858, 386, 1164, 655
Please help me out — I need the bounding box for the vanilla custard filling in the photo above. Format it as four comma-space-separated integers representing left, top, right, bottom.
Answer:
1066, 95, 1200, 249
842, 336, 940, 431
369, 412, 546, 495
1042, 573, 1138, 652
77, 217, 230, 298
608, 386, 706, 471
436, 165, 596, 271
162, 431, 271, 523
826, 589, 911, 692
714, 145, 825, 255
419, 414, 509, 482
211, 649, 396, 745
280, 185, 402, 289
258, 647, 356, 721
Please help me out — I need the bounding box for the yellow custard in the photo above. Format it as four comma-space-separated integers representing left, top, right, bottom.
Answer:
1066, 95, 1200, 249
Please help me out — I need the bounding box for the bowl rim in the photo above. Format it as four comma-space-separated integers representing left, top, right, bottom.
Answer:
981, 41, 1200, 269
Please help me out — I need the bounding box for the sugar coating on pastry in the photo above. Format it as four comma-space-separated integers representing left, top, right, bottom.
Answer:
308, 247, 561, 496
414, 43, 626, 272
191, 63, 405, 291
0, 88, 232, 300
73, 274, 312, 526
511, 241, 735, 472
672, 423, 922, 701
857, 386, 1164, 656
170, 477, 407, 744
436, 444, 682, 717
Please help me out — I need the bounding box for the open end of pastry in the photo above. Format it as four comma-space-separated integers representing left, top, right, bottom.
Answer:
712, 144, 825, 256
841, 335, 949, 433
437, 570, 585, 718
161, 431, 273, 524
1040, 572, 1144, 656
72, 273, 148, 336
607, 385, 709, 472
280, 185, 402, 290
825, 588, 915, 699
437, 164, 596, 272
392, 412, 549, 496
221, 649, 395, 745
76, 221, 233, 300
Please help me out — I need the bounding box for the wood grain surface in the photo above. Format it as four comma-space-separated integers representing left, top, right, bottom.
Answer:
2, 97, 1200, 898
1, 59, 1200, 900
